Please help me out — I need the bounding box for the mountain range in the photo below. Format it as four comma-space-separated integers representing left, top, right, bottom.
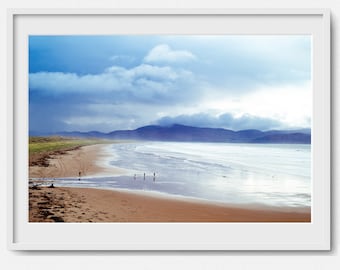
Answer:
34, 124, 311, 144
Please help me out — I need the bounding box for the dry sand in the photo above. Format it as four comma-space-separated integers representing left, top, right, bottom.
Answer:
29, 186, 311, 222
28, 143, 311, 223
29, 144, 123, 178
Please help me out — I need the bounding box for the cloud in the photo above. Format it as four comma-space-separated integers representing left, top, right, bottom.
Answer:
106, 64, 184, 81
109, 55, 135, 64
29, 36, 311, 133
156, 113, 285, 131
144, 44, 196, 63
29, 63, 196, 104
29, 72, 124, 93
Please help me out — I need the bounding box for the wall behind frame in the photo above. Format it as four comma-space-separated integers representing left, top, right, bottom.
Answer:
0, 0, 338, 269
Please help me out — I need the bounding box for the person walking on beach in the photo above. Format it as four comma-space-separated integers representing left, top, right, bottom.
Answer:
153, 172, 156, 182
78, 171, 81, 181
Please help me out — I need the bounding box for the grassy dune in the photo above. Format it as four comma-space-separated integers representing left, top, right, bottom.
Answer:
29, 136, 104, 153
29, 136, 107, 167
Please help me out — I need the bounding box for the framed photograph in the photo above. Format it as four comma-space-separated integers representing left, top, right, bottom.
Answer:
8, 9, 330, 250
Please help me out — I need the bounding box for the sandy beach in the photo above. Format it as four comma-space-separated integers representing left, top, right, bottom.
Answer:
29, 144, 123, 178
29, 143, 311, 222
29, 186, 310, 222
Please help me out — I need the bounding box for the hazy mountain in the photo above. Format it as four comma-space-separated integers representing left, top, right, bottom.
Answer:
250, 133, 311, 144
37, 124, 311, 144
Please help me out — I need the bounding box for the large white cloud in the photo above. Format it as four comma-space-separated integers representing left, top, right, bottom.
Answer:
29, 63, 195, 103
106, 64, 187, 81
144, 44, 196, 63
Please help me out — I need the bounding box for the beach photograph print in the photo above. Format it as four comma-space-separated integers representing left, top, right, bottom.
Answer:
29, 35, 312, 222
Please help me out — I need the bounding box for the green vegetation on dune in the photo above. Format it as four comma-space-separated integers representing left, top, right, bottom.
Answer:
29, 136, 105, 154
29, 136, 110, 167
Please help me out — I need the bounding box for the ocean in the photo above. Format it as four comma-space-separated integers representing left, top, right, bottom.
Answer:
50, 142, 311, 208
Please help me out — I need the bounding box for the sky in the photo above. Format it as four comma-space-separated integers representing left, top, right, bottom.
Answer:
29, 35, 312, 133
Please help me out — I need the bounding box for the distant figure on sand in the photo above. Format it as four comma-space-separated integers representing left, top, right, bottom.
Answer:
78, 171, 81, 181
153, 172, 156, 182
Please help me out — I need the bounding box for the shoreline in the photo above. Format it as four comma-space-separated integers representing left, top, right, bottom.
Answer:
28, 142, 311, 222
78, 185, 312, 213
29, 144, 123, 178
30, 180, 312, 212
29, 186, 311, 222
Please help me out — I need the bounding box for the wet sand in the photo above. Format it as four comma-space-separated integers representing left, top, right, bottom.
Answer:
29, 186, 311, 222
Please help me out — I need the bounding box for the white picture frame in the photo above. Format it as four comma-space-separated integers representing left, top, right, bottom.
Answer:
8, 9, 331, 250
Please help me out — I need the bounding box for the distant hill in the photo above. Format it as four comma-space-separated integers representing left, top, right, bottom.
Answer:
34, 124, 311, 144
251, 133, 311, 144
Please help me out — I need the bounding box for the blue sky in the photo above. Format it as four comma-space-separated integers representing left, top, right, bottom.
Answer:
29, 35, 311, 133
